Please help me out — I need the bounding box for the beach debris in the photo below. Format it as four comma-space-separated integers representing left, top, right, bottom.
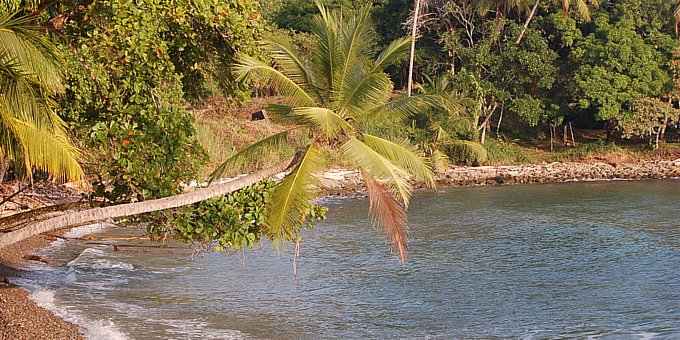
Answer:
80, 233, 97, 241
22, 254, 48, 264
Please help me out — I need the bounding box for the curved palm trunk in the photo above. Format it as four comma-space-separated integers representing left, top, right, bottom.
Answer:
0, 158, 293, 249
515, 0, 540, 44
407, 0, 422, 96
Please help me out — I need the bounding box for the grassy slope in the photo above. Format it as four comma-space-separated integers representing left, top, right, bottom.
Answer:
195, 97, 680, 175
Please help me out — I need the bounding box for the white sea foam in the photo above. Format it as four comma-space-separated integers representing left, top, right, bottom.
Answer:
29, 290, 129, 340
63, 222, 116, 239
67, 248, 135, 271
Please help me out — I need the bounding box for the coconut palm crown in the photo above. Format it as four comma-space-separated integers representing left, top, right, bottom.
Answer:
0, 12, 83, 182
212, 3, 436, 262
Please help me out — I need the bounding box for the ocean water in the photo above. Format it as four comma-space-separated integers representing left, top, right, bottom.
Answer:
15, 180, 680, 339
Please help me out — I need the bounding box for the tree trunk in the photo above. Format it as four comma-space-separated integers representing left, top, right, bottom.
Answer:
0, 154, 6, 183
407, 0, 422, 96
0, 158, 293, 249
515, 0, 540, 44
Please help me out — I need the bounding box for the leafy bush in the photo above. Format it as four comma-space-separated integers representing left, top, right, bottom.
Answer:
147, 180, 327, 251
58, 0, 264, 202
443, 140, 488, 166
550, 140, 622, 161
485, 139, 535, 164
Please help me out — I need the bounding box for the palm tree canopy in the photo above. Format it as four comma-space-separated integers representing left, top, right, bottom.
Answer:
0, 12, 84, 182
556, 0, 602, 22
217, 2, 437, 262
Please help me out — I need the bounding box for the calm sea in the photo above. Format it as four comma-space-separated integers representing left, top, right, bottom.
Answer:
15, 180, 680, 339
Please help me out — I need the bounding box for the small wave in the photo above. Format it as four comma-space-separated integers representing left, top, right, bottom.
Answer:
67, 248, 134, 271
29, 290, 129, 340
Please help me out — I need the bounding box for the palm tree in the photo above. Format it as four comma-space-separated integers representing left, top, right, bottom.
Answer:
515, 0, 602, 44
218, 2, 436, 261
0, 4, 435, 262
0, 12, 84, 182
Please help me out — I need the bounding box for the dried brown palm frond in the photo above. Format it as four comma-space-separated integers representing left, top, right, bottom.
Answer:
364, 174, 409, 263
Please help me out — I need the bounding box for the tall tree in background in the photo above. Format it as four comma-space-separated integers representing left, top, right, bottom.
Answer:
219, 3, 436, 261
0, 12, 83, 182
516, 0, 602, 43
407, 0, 422, 96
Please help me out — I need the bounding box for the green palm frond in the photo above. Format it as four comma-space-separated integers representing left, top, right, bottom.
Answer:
234, 54, 316, 107
364, 174, 409, 263
310, 2, 342, 96
444, 140, 488, 166
0, 13, 62, 93
337, 65, 393, 117
0, 13, 83, 183
337, 4, 375, 93
431, 149, 451, 175
372, 37, 411, 72
361, 93, 440, 123
209, 131, 290, 183
360, 133, 435, 188
263, 36, 323, 103
341, 137, 412, 207
293, 107, 353, 139
267, 143, 323, 245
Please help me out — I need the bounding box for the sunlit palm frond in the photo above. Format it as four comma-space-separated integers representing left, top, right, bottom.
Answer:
266, 143, 323, 246
0, 15, 83, 183
573, 0, 590, 21
0, 96, 83, 182
341, 137, 412, 207
234, 54, 316, 107
310, 2, 342, 97
209, 131, 290, 183
364, 174, 409, 263
372, 37, 411, 72
431, 149, 450, 175
263, 36, 322, 102
337, 4, 375, 93
293, 107, 353, 139
337, 66, 392, 117
0, 14, 62, 93
360, 133, 435, 188
361, 93, 440, 123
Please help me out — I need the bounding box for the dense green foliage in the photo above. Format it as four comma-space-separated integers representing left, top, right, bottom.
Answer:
147, 180, 327, 251
53, 0, 265, 202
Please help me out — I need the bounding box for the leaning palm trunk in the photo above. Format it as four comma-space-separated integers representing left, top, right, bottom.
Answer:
0, 158, 292, 249
515, 0, 540, 44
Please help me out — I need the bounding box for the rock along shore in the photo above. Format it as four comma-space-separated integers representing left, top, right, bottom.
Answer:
319, 159, 680, 196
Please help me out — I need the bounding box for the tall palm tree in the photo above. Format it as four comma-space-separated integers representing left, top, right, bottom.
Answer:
218, 3, 436, 262
515, 0, 602, 44
0, 12, 83, 182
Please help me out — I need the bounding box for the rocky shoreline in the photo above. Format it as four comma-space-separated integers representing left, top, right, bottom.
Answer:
1, 158, 679, 338
319, 159, 680, 196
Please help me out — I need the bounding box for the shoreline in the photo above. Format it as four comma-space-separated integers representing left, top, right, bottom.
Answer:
319, 159, 680, 196
1, 158, 679, 338
0, 232, 84, 339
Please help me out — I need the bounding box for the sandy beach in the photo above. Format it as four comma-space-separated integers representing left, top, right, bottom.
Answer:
0, 233, 84, 339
